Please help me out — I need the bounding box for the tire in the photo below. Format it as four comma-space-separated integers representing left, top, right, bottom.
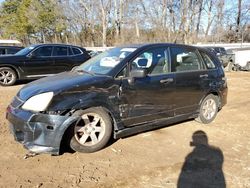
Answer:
70, 107, 112, 153
246, 62, 250, 71
226, 61, 233, 72
0, 67, 17, 86
233, 64, 240, 71
196, 94, 219, 124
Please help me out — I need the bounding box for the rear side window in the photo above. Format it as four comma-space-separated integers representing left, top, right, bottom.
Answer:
7, 48, 21, 54
170, 47, 202, 72
0, 48, 6, 55
219, 48, 226, 55
53, 46, 68, 56
72, 47, 82, 55
68, 48, 73, 55
200, 51, 216, 69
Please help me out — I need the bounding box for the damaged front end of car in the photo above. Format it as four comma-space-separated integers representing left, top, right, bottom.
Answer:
6, 96, 79, 155
6, 72, 122, 155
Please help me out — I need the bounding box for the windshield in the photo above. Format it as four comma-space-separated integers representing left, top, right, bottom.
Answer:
76, 47, 137, 74
15, 46, 36, 55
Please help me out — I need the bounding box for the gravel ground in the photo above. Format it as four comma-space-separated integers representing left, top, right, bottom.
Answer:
0, 72, 249, 188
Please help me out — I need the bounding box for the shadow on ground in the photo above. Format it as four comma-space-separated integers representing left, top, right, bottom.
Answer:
177, 130, 225, 188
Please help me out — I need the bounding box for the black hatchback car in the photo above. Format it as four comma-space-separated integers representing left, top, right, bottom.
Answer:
6, 43, 227, 155
0, 44, 90, 86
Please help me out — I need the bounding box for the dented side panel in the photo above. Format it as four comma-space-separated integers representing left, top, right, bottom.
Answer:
46, 78, 126, 130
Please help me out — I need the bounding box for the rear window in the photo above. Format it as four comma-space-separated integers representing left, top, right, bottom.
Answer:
53, 46, 68, 56
200, 51, 216, 69
219, 48, 226, 55
72, 47, 82, 55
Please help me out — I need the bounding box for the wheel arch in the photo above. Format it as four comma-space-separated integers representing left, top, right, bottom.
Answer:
199, 91, 221, 108
58, 105, 120, 153
0, 64, 21, 79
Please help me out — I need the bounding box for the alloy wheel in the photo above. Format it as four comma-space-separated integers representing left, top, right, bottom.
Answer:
74, 113, 106, 146
202, 98, 216, 120
0, 70, 15, 85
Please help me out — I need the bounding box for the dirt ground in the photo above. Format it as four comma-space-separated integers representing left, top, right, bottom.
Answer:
0, 72, 249, 188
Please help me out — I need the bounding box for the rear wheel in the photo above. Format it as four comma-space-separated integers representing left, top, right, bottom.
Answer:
196, 94, 219, 124
246, 62, 250, 71
0, 67, 17, 86
225, 61, 233, 72
70, 107, 112, 153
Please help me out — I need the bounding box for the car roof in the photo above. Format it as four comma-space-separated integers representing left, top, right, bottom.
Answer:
117, 43, 202, 50
30, 43, 86, 49
0, 45, 23, 48
114, 43, 215, 56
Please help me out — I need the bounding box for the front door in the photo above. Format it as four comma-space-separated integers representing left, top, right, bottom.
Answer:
24, 46, 54, 78
119, 46, 175, 127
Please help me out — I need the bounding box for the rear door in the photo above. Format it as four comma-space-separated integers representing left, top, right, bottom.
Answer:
170, 46, 208, 115
52, 46, 72, 73
24, 46, 54, 77
71, 47, 91, 67
119, 46, 175, 127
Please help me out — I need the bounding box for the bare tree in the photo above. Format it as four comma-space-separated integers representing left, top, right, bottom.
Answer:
204, 0, 215, 41
215, 0, 225, 42
236, 0, 242, 40
114, 0, 125, 42
99, 0, 111, 46
195, 0, 203, 40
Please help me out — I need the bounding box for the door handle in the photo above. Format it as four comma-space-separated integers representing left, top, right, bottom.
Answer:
200, 74, 208, 78
160, 78, 174, 83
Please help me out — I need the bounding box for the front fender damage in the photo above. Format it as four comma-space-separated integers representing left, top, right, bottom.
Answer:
46, 84, 124, 131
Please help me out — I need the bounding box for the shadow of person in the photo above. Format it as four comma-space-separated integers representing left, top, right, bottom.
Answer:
177, 130, 226, 188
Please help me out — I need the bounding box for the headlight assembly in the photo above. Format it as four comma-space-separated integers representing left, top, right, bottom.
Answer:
22, 92, 53, 112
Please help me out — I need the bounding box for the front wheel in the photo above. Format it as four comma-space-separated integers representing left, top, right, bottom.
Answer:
196, 94, 219, 124
0, 67, 17, 86
70, 107, 112, 153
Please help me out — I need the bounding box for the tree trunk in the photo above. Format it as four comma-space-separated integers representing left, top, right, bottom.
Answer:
205, 0, 214, 42
183, 0, 188, 44
135, 21, 140, 39
42, 31, 46, 43
100, 0, 109, 47
195, 0, 203, 40
236, 0, 242, 40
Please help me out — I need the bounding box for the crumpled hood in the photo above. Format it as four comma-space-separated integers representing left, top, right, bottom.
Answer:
17, 71, 112, 101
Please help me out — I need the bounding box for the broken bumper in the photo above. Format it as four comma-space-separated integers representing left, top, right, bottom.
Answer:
6, 105, 77, 155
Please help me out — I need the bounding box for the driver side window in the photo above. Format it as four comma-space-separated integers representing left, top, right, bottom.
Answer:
130, 47, 169, 75
33, 46, 53, 57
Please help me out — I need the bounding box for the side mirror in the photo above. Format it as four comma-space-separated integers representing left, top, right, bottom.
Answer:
27, 52, 35, 58
130, 69, 146, 78
128, 69, 146, 84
